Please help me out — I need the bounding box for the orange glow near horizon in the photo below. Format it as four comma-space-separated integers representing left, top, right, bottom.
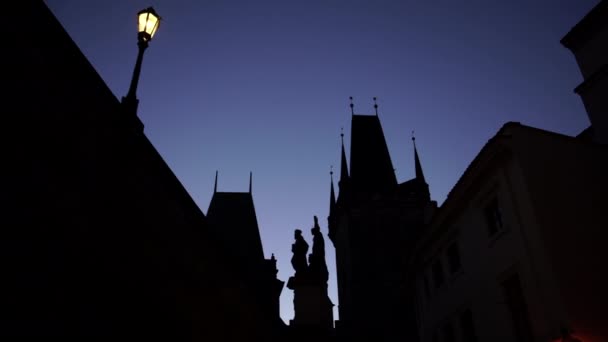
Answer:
551, 332, 601, 342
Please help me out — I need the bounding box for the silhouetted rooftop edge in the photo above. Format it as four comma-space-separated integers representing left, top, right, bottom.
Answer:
561, 0, 608, 50
422, 121, 606, 245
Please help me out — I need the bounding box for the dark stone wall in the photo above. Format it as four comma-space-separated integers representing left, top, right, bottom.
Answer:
1, 2, 275, 340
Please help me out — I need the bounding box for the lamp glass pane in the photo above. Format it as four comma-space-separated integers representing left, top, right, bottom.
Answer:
138, 12, 148, 33
146, 15, 159, 37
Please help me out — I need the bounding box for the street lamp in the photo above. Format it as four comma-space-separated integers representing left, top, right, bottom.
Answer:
121, 7, 161, 117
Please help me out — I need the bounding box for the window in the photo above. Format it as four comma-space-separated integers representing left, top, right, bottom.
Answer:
484, 197, 503, 236
502, 274, 534, 342
446, 242, 462, 274
459, 309, 478, 342
432, 260, 444, 289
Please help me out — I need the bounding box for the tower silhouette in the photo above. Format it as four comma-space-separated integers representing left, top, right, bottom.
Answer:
328, 102, 436, 340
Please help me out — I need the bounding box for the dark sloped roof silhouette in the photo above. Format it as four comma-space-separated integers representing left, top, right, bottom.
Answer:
349, 114, 397, 192
561, 0, 608, 50
207, 191, 265, 263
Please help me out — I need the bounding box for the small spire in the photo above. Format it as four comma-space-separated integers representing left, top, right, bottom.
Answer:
340, 129, 349, 185
349, 96, 354, 115
412, 131, 426, 183
214, 170, 218, 193
249, 171, 253, 194
373, 97, 378, 116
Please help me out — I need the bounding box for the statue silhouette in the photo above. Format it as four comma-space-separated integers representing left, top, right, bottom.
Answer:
309, 216, 329, 283
291, 229, 309, 276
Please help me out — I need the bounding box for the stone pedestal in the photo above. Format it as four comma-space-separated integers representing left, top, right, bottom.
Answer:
288, 276, 333, 330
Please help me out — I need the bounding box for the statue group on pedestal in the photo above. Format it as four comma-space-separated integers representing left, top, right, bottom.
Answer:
289, 216, 329, 286
288, 216, 334, 329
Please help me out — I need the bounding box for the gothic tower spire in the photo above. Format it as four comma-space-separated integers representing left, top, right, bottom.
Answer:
340, 129, 349, 186
412, 132, 426, 184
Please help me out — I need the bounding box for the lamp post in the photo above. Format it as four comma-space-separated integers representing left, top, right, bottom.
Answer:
121, 7, 161, 117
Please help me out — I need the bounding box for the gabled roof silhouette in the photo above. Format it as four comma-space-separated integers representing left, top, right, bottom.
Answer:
349, 114, 397, 193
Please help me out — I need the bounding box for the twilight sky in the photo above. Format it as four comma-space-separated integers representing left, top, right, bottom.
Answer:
45, 0, 598, 322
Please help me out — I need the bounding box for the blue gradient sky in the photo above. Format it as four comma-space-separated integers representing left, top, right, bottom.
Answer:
45, 0, 597, 322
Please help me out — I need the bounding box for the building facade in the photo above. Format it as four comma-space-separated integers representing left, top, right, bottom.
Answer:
409, 3, 608, 341
410, 122, 607, 342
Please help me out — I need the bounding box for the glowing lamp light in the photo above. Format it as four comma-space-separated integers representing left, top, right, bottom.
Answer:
121, 7, 162, 120
137, 7, 160, 42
